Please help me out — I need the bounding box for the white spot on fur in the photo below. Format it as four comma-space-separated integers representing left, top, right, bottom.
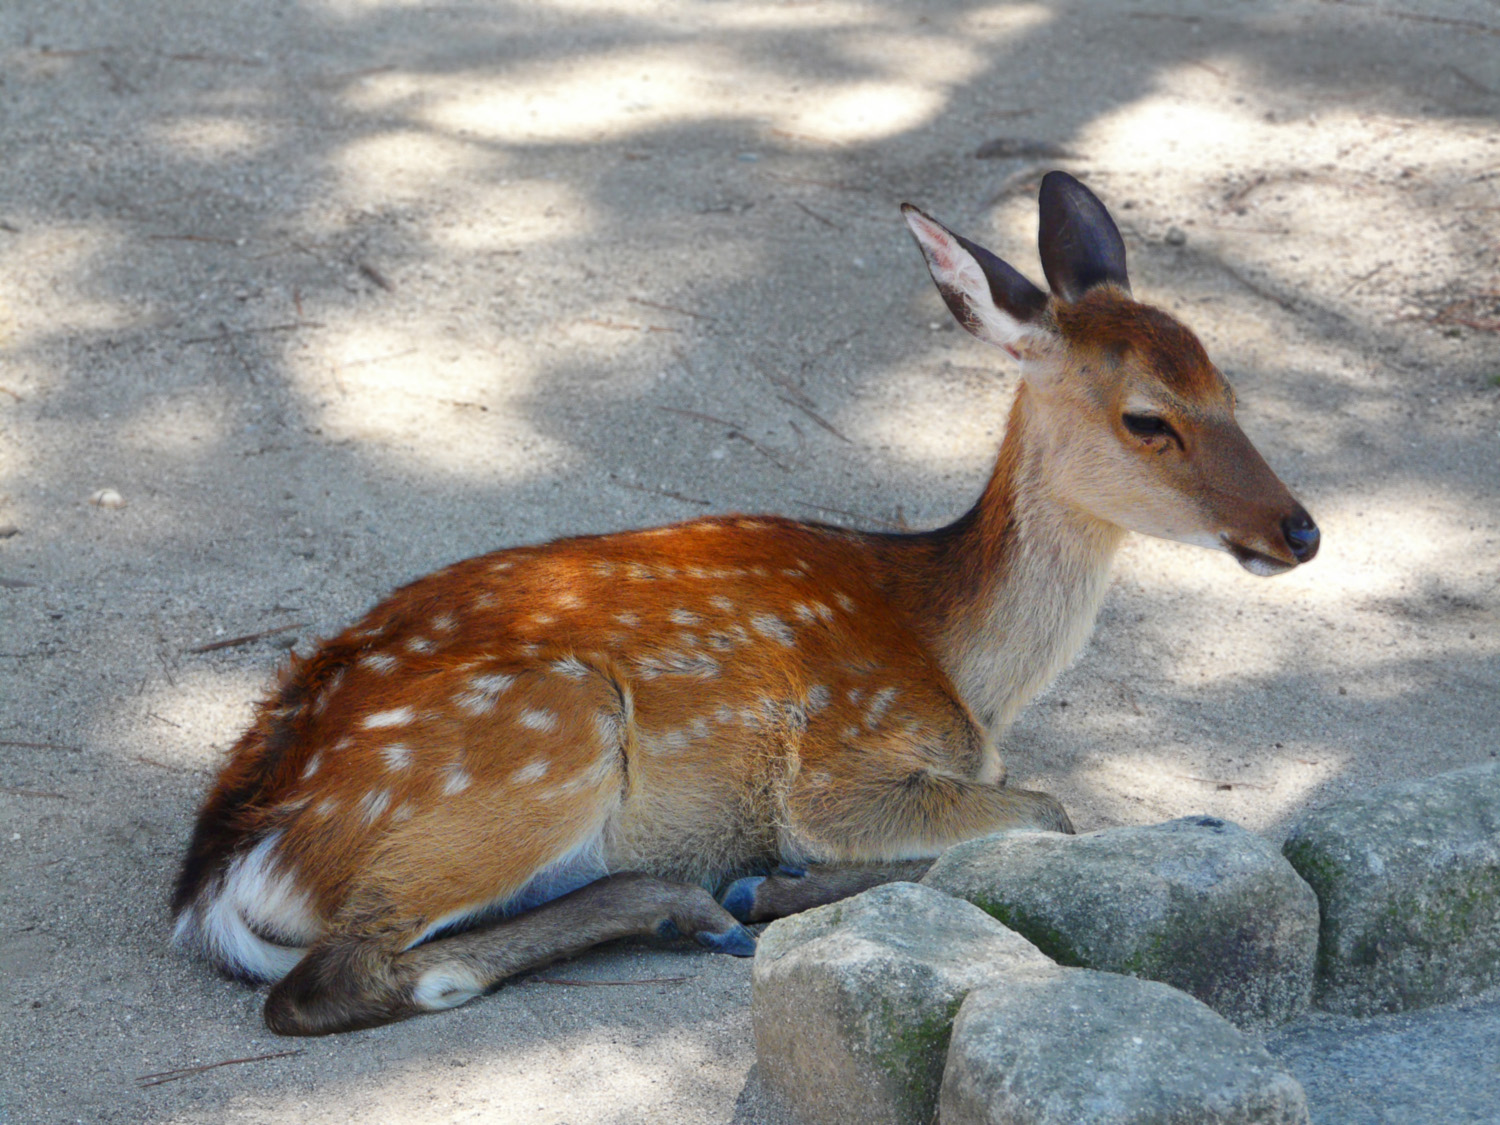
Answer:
633, 651, 720, 679
706, 623, 751, 652
360, 790, 391, 823
593, 561, 617, 578
491, 561, 514, 573
714, 704, 736, 725
363, 707, 414, 729
835, 592, 857, 613
555, 592, 583, 610
807, 684, 831, 713
751, 613, 796, 646
738, 519, 768, 530
441, 765, 472, 795
392, 802, 416, 823
382, 743, 412, 770
314, 798, 339, 817
865, 686, 898, 728
512, 758, 550, 784
432, 613, 457, 633
332, 736, 353, 752
301, 752, 322, 780
709, 595, 735, 613
413, 964, 485, 1011
625, 563, 653, 581
781, 568, 806, 578
689, 716, 710, 739
847, 687, 864, 704
359, 652, 398, 674
593, 710, 623, 748
648, 729, 690, 754
455, 671, 515, 716
614, 611, 641, 627
519, 707, 559, 733
669, 608, 701, 626
532, 613, 556, 627
406, 636, 436, 655
551, 655, 589, 679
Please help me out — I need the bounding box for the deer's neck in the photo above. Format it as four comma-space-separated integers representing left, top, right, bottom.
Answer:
883, 384, 1125, 760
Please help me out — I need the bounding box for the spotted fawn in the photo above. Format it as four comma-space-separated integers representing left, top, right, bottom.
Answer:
172, 172, 1319, 1035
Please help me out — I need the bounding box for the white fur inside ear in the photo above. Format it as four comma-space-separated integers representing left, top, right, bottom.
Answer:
904, 209, 1051, 359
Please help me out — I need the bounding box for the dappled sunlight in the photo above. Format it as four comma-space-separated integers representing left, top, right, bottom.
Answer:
1078, 745, 1346, 832
289, 324, 572, 478
0, 224, 138, 349
147, 115, 277, 161
333, 130, 494, 209
1112, 481, 1499, 690
422, 175, 596, 252
153, 1008, 755, 1125
1085, 94, 1258, 171
406, 48, 963, 149
4, 0, 1498, 1118
788, 80, 948, 145
98, 662, 269, 771
116, 391, 232, 457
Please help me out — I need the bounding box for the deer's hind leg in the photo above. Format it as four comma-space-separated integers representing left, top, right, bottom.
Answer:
264, 871, 753, 1035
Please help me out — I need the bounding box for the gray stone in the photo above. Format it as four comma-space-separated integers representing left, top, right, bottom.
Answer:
940, 967, 1311, 1125
1281, 761, 1500, 1015
922, 817, 1319, 1028
750, 881, 1050, 1125
1265, 989, 1500, 1125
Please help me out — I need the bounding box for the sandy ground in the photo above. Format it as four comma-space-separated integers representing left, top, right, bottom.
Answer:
2, 0, 1498, 1121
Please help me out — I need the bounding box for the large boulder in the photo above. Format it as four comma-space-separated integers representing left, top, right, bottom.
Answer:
1281, 761, 1500, 1015
922, 816, 1319, 1027
750, 881, 1050, 1125
941, 966, 1310, 1125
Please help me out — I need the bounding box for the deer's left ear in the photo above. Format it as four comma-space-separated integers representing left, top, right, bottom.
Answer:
903, 204, 1053, 361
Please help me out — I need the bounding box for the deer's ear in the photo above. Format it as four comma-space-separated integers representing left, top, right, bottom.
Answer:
902, 204, 1052, 360
1037, 171, 1130, 302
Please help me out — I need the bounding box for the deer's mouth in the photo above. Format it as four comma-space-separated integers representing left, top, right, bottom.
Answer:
1223, 537, 1297, 577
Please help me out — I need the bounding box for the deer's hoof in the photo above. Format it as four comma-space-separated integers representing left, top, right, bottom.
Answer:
719, 876, 765, 923
696, 923, 757, 958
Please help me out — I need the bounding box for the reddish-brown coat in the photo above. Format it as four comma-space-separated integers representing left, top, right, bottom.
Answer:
177, 516, 984, 938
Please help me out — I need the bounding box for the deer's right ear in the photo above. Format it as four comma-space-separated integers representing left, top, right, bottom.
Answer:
902, 204, 1052, 361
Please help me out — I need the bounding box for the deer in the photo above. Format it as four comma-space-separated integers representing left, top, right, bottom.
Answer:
171, 172, 1319, 1036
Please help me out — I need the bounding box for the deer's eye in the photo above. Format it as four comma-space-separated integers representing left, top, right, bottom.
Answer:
1122, 413, 1179, 445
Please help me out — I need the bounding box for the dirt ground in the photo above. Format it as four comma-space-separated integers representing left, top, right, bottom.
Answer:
2, 0, 1497, 1122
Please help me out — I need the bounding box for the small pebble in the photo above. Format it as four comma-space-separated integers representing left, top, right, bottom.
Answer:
89, 488, 126, 509
0, 524, 19, 538
1165, 227, 1187, 246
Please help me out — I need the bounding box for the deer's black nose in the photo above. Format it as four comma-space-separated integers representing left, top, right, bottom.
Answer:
1282, 509, 1319, 563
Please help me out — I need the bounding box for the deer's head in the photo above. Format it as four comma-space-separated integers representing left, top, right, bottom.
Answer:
904, 172, 1318, 575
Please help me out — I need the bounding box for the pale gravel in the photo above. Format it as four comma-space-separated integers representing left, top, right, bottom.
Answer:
2, 1, 1498, 1122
